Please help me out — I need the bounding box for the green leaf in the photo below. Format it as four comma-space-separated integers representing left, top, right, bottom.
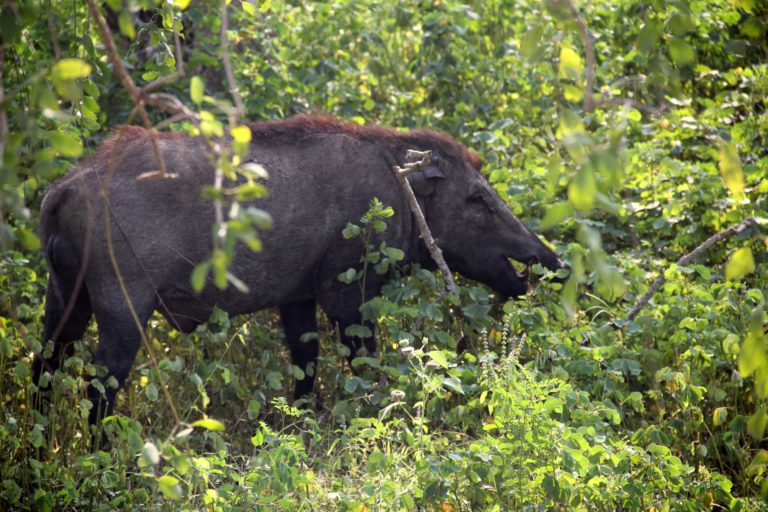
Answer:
719, 142, 745, 196
442, 376, 464, 394
713, 407, 728, 427
748, 409, 768, 440
739, 308, 766, 377
192, 418, 225, 431
118, 11, 135, 39
49, 131, 83, 158
174, 0, 191, 9
190, 261, 210, 292
51, 58, 92, 81
568, 165, 596, 212
562, 84, 583, 102
190, 76, 204, 105
667, 39, 695, 65
427, 350, 450, 369
559, 46, 583, 80
637, 20, 661, 52
157, 475, 182, 500
725, 247, 755, 281
520, 24, 544, 61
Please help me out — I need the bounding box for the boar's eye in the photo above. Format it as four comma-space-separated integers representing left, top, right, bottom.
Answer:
467, 192, 490, 210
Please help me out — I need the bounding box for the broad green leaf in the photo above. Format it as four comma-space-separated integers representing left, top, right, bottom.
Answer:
174, 0, 191, 9
725, 247, 754, 281
15, 228, 40, 250
49, 131, 83, 158
51, 58, 92, 81
719, 142, 745, 196
559, 46, 583, 80
442, 376, 465, 394
157, 475, 182, 500
637, 21, 661, 52
558, 109, 585, 137
667, 39, 695, 65
568, 165, 596, 212
190, 76, 204, 105
192, 418, 225, 431
428, 350, 449, 369
118, 11, 135, 39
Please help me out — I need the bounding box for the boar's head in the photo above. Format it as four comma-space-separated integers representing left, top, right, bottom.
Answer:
408, 146, 568, 299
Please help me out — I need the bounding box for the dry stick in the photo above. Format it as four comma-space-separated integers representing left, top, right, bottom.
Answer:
220, 0, 245, 118
391, 150, 458, 299
625, 216, 760, 323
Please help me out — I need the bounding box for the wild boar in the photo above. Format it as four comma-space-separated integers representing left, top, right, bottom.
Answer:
34, 115, 567, 424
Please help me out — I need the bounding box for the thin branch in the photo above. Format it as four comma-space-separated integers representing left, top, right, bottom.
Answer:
624, 216, 760, 323
220, 0, 245, 118
391, 150, 458, 298
85, 0, 141, 103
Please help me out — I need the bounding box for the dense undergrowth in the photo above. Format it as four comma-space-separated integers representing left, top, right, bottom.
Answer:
1, 0, 767, 510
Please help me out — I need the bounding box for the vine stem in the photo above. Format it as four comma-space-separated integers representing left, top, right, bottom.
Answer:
391, 150, 458, 299
624, 216, 761, 324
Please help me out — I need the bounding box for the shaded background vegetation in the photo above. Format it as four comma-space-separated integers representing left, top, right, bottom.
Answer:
1, 0, 767, 509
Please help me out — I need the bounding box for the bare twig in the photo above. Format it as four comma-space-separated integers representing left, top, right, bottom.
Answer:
625, 216, 760, 323
391, 150, 458, 298
220, 0, 245, 118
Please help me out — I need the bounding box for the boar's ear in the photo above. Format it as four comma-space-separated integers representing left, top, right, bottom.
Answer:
408, 158, 446, 196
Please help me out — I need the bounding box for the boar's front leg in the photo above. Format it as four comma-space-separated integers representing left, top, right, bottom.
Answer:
279, 299, 319, 399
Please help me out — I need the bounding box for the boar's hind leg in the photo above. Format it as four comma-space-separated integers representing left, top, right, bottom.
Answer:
88, 285, 157, 428
279, 299, 319, 399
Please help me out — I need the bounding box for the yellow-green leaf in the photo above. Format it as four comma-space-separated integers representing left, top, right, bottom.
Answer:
725, 247, 755, 281
563, 84, 583, 102
719, 142, 745, 196
712, 407, 728, 427
190, 76, 204, 105
192, 418, 225, 431
559, 46, 583, 80
231, 125, 252, 144
739, 321, 766, 378
51, 58, 92, 81
49, 131, 83, 158
174, 0, 191, 9
242, 0, 256, 16
748, 409, 768, 440
157, 475, 182, 500
118, 10, 136, 39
